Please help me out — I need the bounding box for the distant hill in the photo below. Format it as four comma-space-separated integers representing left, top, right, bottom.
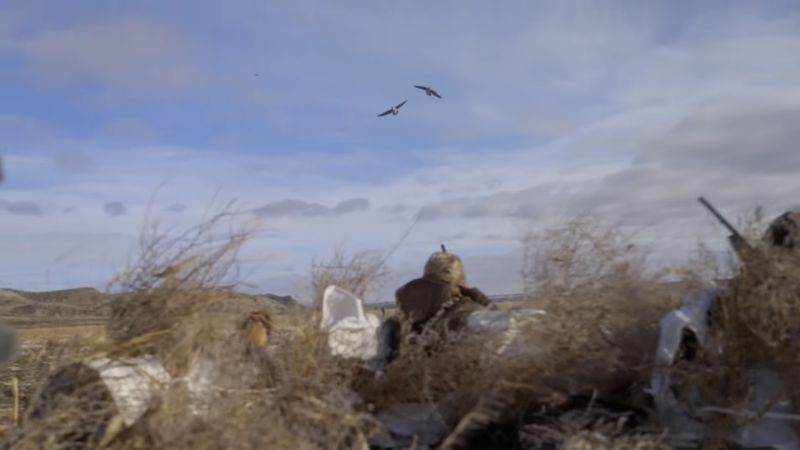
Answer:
0, 287, 302, 327
0, 287, 115, 326
0, 279, 727, 327
203, 290, 301, 314
367, 293, 525, 310
262, 293, 299, 308
364, 278, 734, 310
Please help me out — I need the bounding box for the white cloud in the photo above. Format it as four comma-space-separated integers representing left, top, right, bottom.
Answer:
99, 119, 159, 141
17, 16, 200, 98
3, 2, 800, 301
0, 115, 62, 141
3, 91, 799, 298
103, 201, 127, 217
0, 232, 139, 292
54, 150, 96, 175
254, 198, 371, 218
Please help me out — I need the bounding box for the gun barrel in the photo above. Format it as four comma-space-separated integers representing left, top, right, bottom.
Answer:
697, 196, 744, 240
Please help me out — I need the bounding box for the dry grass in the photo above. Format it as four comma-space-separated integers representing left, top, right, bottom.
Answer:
3, 210, 670, 449
0, 190, 402, 450
309, 244, 389, 315
4, 195, 800, 449
659, 205, 800, 448
14, 326, 106, 344
563, 430, 672, 450
355, 215, 683, 446
517, 215, 682, 402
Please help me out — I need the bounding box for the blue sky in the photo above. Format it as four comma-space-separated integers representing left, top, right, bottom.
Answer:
2, 1, 800, 301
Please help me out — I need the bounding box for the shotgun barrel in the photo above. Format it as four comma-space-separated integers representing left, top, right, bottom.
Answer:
697, 196, 749, 251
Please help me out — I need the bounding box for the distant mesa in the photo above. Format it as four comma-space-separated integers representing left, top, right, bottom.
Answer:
0, 286, 301, 326
262, 293, 298, 307
0, 287, 113, 326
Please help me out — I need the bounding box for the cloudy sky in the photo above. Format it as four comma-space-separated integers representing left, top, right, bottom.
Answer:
1, 0, 799, 302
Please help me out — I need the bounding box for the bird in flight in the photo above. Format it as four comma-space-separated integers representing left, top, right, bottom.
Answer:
378, 100, 408, 117
414, 85, 441, 99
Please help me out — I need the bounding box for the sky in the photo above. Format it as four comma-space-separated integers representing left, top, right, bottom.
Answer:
2, 0, 800, 303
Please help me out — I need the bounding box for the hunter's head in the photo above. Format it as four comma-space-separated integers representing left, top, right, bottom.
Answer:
423, 251, 466, 286
762, 211, 800, 251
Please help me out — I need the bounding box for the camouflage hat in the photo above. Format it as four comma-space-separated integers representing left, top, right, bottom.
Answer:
762, 211, 800, 250
423, 251, 466, 286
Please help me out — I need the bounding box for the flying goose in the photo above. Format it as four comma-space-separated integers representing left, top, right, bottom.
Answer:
378, 100, 408, 117
414, 85, 442, 98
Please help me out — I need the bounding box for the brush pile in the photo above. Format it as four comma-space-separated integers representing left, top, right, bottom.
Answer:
4, 203, 800, 450
658, 209, 800, 449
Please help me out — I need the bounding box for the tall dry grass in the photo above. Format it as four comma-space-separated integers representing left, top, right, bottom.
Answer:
14, 326, 106, 344
661, 205, 800, 449
7, 192, 800, 450
517, 214, 681, 404
303, 242, 537, 441
359, 215, 681, 447
1, 194, 381, 450
309, 244, 388, 315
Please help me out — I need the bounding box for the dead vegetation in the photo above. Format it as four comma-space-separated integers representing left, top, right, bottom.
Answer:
658, 206, 800, 449
354, 215, 681, 448
0, 192, 395, 450
3, 197, 800, 450
518, 215, 682, 403
309, 243, 389, 315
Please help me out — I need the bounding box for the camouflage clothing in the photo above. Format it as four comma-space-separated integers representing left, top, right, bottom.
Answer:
395, 251, 493, 341
423, 251, 468, 286
725, 210, 800, 260
396, 277, 460, 333
762, 210, 800, 250
441, 285, 493, 331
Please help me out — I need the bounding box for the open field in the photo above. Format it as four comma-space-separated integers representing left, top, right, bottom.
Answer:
0, 208, 796, 450
0, 276, 686, 449
0, 310, 314, 431
5, 298, 521, 346
15, 325, 106, 342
